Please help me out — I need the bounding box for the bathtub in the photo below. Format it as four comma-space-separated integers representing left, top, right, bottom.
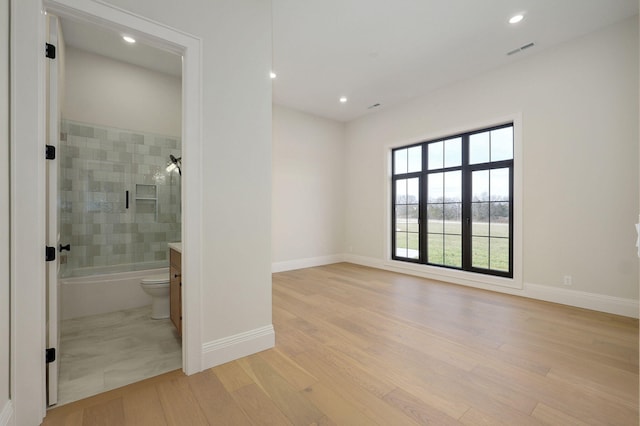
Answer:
61, 267, 169, 320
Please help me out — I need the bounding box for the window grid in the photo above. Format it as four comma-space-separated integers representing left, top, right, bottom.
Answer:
392, 123, 514, 278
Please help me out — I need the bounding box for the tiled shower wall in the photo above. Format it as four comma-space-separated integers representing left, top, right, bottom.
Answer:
59, 120, 181, 277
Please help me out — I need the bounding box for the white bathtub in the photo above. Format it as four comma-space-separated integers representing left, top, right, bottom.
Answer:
61, 267, 169, 320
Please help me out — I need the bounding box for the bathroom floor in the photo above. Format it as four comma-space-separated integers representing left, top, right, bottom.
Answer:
57, 305, 182, 406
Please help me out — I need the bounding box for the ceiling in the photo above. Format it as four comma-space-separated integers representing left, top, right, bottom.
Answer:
59, 16, 182, 77
61, 0, 638, 123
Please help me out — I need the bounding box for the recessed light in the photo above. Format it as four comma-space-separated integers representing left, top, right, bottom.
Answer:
270, 71, 277, 79
122, 35, 136, 44
339, 96, 348, 103
509, 14, 524, 24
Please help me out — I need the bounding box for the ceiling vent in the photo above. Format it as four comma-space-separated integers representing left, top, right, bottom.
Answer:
507, 42, 535, 56
367, 103, 381, 110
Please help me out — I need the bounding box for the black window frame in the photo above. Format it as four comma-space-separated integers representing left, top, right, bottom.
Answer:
392, 123, 514, 278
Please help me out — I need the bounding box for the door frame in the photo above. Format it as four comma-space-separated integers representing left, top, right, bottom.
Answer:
11, 0, 203, 423
45, 13, 60, 406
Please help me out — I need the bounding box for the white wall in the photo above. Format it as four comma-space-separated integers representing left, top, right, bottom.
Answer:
345, 17, 639, 303
64, 46, 181, 137
101, 0, 273, 348
272, 105, 345, 270
0, 0, 11, 422
10, 0, 272, 424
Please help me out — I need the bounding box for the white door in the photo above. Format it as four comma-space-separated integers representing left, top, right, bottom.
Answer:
45, 13, 60, 407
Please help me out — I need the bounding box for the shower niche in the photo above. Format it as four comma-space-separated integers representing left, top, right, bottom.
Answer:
135, 184, 158, 222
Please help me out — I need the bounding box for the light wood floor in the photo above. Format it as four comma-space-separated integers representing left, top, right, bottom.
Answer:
43, 262, 639, 425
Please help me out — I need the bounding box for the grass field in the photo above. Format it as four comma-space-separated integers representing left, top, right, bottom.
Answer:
395, 220, 509, 271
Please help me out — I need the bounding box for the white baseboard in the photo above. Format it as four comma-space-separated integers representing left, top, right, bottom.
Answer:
343, 253, 639, 318
0, 400, 14, 426
202, 325, 275, 370
524, 282, 639, 318
272, 254, 344, 273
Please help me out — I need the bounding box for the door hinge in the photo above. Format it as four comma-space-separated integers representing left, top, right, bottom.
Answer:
45, 246, 56, 262
45, 43, 56, 59
45, 145, 56, 160
45, 348, 56, 363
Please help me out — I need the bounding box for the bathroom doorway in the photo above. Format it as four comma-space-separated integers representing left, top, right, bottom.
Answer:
46, 11, 184, 407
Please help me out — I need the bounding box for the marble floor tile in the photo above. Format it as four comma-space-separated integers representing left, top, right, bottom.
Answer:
56, 305, 182, 406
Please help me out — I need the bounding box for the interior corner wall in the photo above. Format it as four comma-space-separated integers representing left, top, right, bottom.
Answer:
0, 0, 10, 421
63, 46, 181, 137
102, 0, 273, 347
272, 104, 346, 271
344, 16, 639, 302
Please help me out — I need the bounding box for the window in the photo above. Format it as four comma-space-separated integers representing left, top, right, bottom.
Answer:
392, 123, 514, 278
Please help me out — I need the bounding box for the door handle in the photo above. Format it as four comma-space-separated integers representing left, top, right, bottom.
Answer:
59, 244, 71, 252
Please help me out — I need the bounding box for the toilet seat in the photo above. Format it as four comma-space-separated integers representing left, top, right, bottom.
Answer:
140, 274, 171, 319
141, 274, 169, 285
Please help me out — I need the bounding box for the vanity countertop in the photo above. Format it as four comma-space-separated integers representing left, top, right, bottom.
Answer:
168, 242, 182, 253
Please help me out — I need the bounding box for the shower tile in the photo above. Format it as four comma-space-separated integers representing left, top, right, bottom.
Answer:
118, 132, 132, 143
113, 223, 125, 233
93, 256, 107, 267
131, 133, 144, 144
60, 119, 181, 274
69, 124, 95, 138
67, 145, 80, 157
107, 151, 120, 162
71, 224, 86, 236
77, 235, 93, 246
94, 128, 108, 140
106, 192, 119, 203
136, 144, 150, 155
85, 246, 99, 257
88, 181, 101, 192
86, 138, 100, 149
61, 179, 72, 191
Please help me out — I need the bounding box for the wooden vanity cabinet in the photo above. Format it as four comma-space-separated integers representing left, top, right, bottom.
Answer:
169, 248, 182, 336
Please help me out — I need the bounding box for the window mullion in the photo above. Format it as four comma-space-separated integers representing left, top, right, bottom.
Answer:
419, 174, 426, 263
461, 134, 471, 270
419, 142, 427, 264
391, 176, 397, 259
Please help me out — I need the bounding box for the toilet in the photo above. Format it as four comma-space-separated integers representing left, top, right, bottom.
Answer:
140, 274, 170, 319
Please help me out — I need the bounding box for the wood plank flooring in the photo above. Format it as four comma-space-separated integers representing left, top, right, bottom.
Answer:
43, 262, 639, 425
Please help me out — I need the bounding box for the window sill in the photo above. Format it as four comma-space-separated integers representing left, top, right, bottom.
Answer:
384, 258, 523, 291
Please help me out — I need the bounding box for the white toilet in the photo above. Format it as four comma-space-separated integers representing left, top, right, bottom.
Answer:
140, 274, 170, 319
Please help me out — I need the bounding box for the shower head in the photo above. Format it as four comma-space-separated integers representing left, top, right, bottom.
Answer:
167, 154, 182, 175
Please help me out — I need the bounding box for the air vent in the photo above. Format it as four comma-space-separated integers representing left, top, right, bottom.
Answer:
507, 42, 535, 56
367, 103, 381, 109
